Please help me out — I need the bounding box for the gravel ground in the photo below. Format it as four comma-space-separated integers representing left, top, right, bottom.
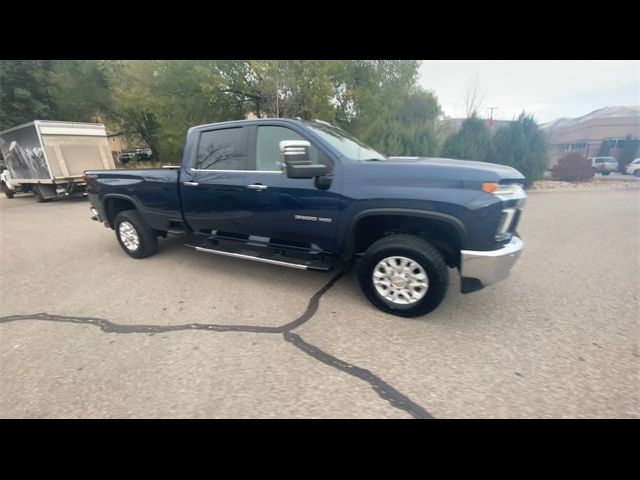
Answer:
532, 172, 640, 192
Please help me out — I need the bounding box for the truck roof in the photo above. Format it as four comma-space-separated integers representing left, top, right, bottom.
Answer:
0, 120, 106, 135
189, 117, 337, 132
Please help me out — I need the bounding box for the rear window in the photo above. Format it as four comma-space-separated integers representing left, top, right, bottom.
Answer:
195, 128, 248, 170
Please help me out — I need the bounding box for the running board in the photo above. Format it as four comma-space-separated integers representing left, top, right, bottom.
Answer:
167, 227, 189, 236
184, 238, 332, 271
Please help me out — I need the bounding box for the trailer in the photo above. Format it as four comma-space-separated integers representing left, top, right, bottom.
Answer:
0, 121, 115, 201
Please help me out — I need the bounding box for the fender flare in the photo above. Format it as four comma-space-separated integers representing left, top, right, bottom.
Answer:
102, 193, 145, 226
343, 208, 469, 259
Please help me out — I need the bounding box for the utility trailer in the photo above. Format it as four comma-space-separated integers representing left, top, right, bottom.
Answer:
0, 121, 115, 201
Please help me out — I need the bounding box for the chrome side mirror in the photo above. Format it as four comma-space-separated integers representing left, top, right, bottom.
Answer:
279, 140, 327, 179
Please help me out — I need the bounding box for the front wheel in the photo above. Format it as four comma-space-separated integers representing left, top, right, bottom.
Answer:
634, 170, 640, 178
114, 209, 158, 259
358, 234, 449, 318
1, 182, 14, 199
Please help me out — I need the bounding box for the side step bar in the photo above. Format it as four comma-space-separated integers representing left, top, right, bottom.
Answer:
184, 237, 332, 271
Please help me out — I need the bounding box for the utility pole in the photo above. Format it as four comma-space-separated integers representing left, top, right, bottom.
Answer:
487, 107, 498, 129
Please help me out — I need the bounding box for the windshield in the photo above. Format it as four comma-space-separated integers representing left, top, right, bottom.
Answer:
304, 121, 386, 161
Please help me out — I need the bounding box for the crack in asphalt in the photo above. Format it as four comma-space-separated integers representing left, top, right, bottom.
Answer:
0, 270, 434, 419
284, 332, 433, 419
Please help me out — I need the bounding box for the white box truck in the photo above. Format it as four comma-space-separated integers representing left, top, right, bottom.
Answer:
0, 121, 115, 201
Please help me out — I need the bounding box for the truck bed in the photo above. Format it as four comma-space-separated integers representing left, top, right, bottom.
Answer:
86, 167, 182, 232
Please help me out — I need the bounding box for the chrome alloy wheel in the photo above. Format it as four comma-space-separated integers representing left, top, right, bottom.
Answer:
372, 256, 429, 305
118, 221, 140, 251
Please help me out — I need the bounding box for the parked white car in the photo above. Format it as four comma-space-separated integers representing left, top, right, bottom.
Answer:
625, 158, 640, 177
589, 156, 618, 175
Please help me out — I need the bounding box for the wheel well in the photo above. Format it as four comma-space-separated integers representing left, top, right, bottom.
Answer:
104, 197, 136, 228
351, 215, 462, 267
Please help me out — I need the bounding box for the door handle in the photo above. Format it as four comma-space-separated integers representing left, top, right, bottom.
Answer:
183, 181, 199, 187
247, 184, 268, 191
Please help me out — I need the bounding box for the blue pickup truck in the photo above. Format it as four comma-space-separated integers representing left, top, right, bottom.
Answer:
86, 118, 526, 317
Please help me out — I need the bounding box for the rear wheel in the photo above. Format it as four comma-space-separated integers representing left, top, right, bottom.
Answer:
1, 182, 14, 199
358, 234, 449, 318
601, 171, 611, 176
114, 209, 158, 259
634, 170, 640, 177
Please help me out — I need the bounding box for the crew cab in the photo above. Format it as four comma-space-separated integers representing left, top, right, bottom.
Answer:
85, 119, 526, 317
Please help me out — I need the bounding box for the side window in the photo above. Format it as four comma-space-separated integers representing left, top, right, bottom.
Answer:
195, 127, 247, 170
256, 126, 325, 171
256, 126, 312, 171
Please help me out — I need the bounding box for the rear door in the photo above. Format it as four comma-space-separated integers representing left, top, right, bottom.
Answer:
180, 125, 256, 236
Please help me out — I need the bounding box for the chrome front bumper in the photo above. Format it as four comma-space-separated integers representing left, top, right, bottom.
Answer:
460, 236, 523, 293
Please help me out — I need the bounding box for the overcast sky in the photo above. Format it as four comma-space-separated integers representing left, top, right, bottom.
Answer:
418, 60, 640, 124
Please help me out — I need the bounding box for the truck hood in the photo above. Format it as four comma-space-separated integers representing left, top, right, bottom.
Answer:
375, 156, 525, 184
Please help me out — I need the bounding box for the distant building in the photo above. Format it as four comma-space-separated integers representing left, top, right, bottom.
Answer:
542, 106, 640, 167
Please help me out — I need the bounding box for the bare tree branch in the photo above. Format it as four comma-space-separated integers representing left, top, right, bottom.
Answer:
463, 74, 485, 118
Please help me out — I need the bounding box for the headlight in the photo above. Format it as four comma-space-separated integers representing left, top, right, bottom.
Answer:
482, 182, 526, 202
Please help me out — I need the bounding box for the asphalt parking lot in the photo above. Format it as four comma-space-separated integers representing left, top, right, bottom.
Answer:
0, 187, 638, 418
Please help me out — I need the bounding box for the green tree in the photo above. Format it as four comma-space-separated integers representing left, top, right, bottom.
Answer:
441, 114, 494, 162
0, 60, 55, 129
209, 60, 431, 156
99, 60, 241, 162
2, 60, 439, 164
366, 87, 441, 156
334, 60, 420, 141
492, 113, 548, 187
47, 60, 112, 122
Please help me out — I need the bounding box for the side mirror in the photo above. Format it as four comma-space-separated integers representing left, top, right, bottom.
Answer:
279, 140, 328, 179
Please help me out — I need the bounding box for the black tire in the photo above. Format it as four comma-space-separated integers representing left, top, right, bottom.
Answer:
358, 234, 449, 318
113, 209, 158, 259
1, 182, 14, 199
601, 171, 611, 176
634, 170, 640, 178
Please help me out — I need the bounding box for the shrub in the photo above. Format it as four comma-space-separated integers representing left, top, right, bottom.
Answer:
551, 153, 595, 181
441, 114, 494, 163
492, 113, 548, 188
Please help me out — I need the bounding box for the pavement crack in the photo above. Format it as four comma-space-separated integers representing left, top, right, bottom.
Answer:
0, 312, 282, 334
0, 269, 434, 419
0, 271, 346, 335
278, 270, 346, 332
283, 332, 434, 419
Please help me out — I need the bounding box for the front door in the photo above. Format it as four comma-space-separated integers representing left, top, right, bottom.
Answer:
241, 125, 343, 254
